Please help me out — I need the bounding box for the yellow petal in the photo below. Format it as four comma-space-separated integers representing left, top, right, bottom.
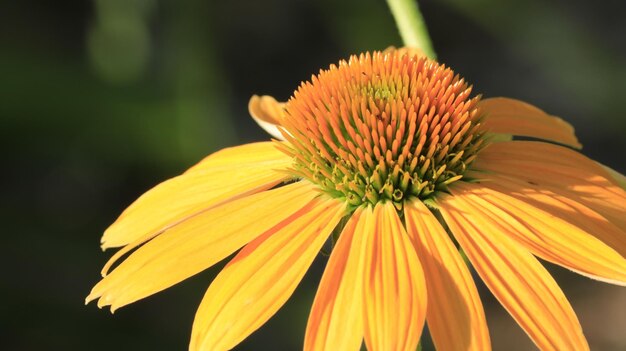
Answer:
190, 196, 346, 351
363, 203, 427, 351
86, 181, 317, 311
439, 191, 589, 351
473, 173, 626, 265
186, 141, 289, 172
304, 208, 368, 351
102, 142, 292, 249
473, 141, 626, 229
248, 95, 287, 140
479, 97, 582, 148
404, 201, 491, 351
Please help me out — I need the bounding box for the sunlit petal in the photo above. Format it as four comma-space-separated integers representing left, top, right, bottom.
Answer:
439, 192, 589, 351
473, 173, 626, 262
304, 208, 367, 351
186, 141, 289, 172
404, 201, 490, 351
102, 142, 292, 250
362, 203, 426, 351
473, 141, 626, 229
190, 196, 345, 351
479, 97, 582, 148
86, 181, 317, 311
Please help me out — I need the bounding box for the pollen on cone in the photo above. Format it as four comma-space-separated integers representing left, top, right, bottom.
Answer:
278, 51, 485, 209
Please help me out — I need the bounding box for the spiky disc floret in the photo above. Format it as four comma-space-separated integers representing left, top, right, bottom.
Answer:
277, 51, 486, 209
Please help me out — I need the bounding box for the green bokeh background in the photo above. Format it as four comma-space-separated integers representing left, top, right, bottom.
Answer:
2, 0, 625, 350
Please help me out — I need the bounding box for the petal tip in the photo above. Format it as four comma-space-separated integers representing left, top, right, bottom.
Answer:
248, 94, 287, 140
85, 290, 100, 306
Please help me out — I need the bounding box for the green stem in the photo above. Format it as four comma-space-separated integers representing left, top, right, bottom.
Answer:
386, 0, 437, 59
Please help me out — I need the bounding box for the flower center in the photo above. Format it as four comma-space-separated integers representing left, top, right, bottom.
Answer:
279, 51, 486, 209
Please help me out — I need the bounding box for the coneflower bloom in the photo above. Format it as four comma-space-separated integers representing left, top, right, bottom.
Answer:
87, 49, 626, 351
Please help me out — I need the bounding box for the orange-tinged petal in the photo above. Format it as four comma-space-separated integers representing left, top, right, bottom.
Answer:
479, 97, 582, 148
304, 208, 367, 351
362, 203, 427, 351
474, 141, 599, 171
102, 142, 292, 249
190, 196, 346, 351
470, 174, 626, 268
404, 201, 490, 351
86, 181, 317, 311
439, 191, 590, 351
599, 162, 626, 190
473, 141, 626, 229
452, 182, 626, 286
248, 95, 286, 140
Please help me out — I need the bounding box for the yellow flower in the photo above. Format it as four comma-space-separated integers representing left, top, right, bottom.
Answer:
87, 49, 626, 351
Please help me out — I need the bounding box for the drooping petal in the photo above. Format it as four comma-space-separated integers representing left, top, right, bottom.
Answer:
479, 97, 582, 148
248, 95, 287, 140
304, 208, 367, 351
451, 181, 626, 286
86, 181, 317, 311
102, 142, 292, 249
362, 203, 427, 351
190, 196, 346, 351
439, 191, 590, 351
474, 173, 626, 259
472, 141, 626, 229
404, 201, 490, 351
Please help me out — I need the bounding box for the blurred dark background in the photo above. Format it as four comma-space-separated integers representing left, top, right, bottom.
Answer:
2, 0, 625, 350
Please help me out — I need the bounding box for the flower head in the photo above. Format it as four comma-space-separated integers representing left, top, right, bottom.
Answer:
278, 52, 483, 209
88, 49, 626, 351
